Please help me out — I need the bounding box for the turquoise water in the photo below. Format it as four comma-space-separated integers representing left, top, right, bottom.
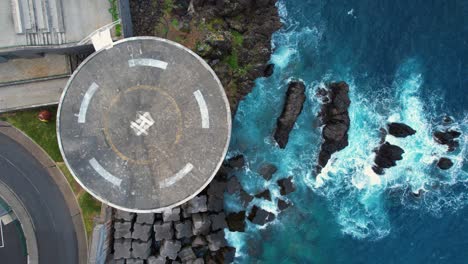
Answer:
225, 0, 468, 263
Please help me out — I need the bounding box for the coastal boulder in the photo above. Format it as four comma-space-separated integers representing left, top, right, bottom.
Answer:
247, 206, 275, 225
226, 155, 245, 169
263, 63, 275, 77
226, 211, 246, 232
277, 199, 291, 211
372, 142, 404, 175
277, 176, 296, 196
433, 129, 461, 152
254, 189, 272, 201
258, 163, 277, 180
274, 81, 306, 148
437, 157, 454, 170
316, 82, 351, 173
387, 122, 416, 137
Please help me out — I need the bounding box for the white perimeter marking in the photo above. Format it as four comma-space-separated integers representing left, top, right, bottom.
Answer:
128, 58, 168, 69
89, 158, 122, 186
193, 90, 210, 128
0, 220, 4, 248
160, 163, 194, 188
78, 82, 99, 123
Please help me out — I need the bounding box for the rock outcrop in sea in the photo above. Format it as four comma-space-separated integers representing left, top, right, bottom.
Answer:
274, 81, 306, 148
387, 122, 416, 138
372, 142, 405, 175
316, 81, 351, 173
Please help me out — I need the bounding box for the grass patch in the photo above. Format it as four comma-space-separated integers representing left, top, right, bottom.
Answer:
231, 31, 243, 46
0, 107, 62, 162
224, 49, 239, 70
171, 18, 179, 28
108, 0, 122, 37
79, 193, 102, 236
163, 0, 174, 15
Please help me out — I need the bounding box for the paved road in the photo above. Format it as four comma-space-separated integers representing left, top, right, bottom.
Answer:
0, 133, 79, 263
0, 219, 27, 263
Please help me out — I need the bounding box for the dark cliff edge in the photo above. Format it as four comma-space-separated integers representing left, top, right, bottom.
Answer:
130, 0, 282, 114
316, 81, 351, 174
274, 81, 306, 148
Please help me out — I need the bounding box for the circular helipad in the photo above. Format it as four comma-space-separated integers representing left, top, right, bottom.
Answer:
57, 37, 231, 212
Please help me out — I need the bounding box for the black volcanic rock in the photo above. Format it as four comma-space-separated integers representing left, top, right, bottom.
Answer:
226, 211, 246, 232
254, 190, 271, 201
277, 199, 291, 211
226, 155, 245, 169
258, 163, 277, 180
247, 206, 275, 225
277, 177, 296, 196
372, 142, 404, 175
264, 63, 274, 77
434, 129, 461, 152
274, 81, 306, 148
437, 157, 454, 170
316, 82, 351, 173
387, 122, 416, 138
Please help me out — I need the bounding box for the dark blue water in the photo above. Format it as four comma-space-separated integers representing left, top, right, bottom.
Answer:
224, 0, 468, 263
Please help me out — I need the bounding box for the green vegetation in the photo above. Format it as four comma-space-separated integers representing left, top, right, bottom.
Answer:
225, 50, 239, 70
207, 18, 224, 32
1, 108, 102, 239
108, 0, 122, 37
163, 0, 174, 15
79, 193, 102, 236
231, 31, 244, 46
0, 108, 62, 162
171, 18, 179, 28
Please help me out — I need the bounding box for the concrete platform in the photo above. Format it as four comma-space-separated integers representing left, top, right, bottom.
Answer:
58, 37, 231, 212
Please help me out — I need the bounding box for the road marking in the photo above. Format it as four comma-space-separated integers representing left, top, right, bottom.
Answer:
193, 90, 210, 128
128, 58, 168, 69
78, 82, 99, 123
89, 158, 122, 186
0, 220, 4, 248
160, 163, 194, 188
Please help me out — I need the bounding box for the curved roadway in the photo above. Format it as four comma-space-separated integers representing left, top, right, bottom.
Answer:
0, 131, 80, 263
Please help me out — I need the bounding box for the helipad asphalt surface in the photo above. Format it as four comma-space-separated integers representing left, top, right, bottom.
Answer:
58, 37, 231, 212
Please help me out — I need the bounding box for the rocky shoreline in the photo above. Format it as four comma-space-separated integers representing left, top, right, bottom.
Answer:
109, 1, 282, 263
130, 0, 282, 114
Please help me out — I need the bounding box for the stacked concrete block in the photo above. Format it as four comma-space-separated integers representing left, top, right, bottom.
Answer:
182, 195, 208, 216
131, 240, 152, 259
135, 213, 155, 225
162, 208, 180, 222
114, 221, 133, 239
206, 230, 227, 251
147, 255, 167, 264
113, 239, 132, 259
175, 220, 192, 239
115, 211, 135, 222
178, 246, 196, 262
210, 213, 227, 231
132, 223, 152, 241
126, 259, 144, 264
191, 235, 207, 248
159, 240, 181, 260
192, 213, 211, 236
187, 259, 205, 264
154, 221, 173, 241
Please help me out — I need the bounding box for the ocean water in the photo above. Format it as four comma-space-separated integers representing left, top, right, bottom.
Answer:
224, 0, 468, 263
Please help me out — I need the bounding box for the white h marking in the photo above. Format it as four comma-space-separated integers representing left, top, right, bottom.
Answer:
130, 112, 155, 136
